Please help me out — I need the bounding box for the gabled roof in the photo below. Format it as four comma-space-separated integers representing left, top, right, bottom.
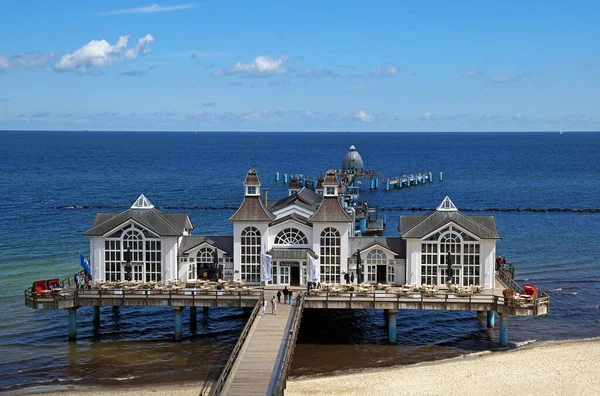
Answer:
308, 196, 352, 222
269, 213, 311, 227
84, 208, 189, 237
349, 236, 406, 259
269, 187, 322, 213
229, 196, 275, 222
179, 236, 233, 255
399, 210, 500, 240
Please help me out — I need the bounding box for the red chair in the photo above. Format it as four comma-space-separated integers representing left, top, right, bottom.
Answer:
33, 280, 48, 294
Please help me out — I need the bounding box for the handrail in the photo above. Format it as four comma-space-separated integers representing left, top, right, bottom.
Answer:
209, 291, 264, 396
497, 268, 523, 293
271, 293, 305, 396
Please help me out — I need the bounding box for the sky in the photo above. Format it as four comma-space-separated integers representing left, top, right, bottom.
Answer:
0, 0, 599, 132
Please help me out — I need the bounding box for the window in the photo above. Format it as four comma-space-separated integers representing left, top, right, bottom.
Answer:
105, 240, 121, 281
320, 227, 340, 283
247, 186, 256, 195
197, 247, 216, 280
420, 226, 480, 286
274, 228, 308, 245
104, 224, 162, 282
326, 187, 335, 195
241, 227, 261, 283
387, 265, 396, 283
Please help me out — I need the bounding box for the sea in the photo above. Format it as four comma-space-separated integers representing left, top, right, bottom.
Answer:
0, 131, 599, 393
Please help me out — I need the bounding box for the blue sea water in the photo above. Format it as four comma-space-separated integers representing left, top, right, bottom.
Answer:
0, 131, 599, 392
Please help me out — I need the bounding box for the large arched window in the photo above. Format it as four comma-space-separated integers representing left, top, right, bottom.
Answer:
241, 227, 261, 283
320, 227, 340, 284
274, 228, 308, 245
104, 224, 162, 282
366, 249, 386, 282
421, 226, 479, 286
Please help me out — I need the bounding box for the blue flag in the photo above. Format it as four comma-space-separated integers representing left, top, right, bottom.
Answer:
80, 252, 91, 275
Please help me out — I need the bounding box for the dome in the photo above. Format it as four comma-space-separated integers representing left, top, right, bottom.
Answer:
342, 145, 364, 171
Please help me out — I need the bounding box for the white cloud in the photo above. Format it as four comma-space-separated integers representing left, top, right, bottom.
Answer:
212, 55, 289, 77
353, 110, 373, 122
461, 69, 481, 77
367, 63, 398, 78
422, 112, 434, 120
302, 67, 337, 78
99, 3, 196, 16
491, 74, 520, 83
0, 52, 56, 70
55, 34, 154, 73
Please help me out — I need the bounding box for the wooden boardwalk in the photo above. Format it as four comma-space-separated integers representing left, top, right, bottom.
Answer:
223, 291, 295, 396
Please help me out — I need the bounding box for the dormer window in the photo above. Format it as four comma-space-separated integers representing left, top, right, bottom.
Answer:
326, 187, 335, 195
247, 186, 257, 195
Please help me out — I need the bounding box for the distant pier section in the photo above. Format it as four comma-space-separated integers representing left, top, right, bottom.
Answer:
274, 145, 443, 196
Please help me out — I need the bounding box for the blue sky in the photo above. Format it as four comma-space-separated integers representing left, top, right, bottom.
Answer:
0, 0, 598, 131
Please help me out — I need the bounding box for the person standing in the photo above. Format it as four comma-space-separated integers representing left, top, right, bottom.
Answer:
277, 290, 282, 303
288, 290, 293, 304
271, 296, 277, 315
74, 273, 80, 290
283, 287, 289, 304
350, 273, 355, 284
261, 298, 267, 316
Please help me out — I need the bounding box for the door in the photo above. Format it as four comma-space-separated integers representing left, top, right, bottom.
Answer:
279, 266, 290, 284
133, 264, 143, 282
291, 266, 300, 286
376, 265, 387, 283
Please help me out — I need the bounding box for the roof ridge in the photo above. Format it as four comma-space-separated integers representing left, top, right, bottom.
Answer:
455, 211, 500, 239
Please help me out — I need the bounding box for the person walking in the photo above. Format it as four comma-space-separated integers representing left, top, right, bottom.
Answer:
261, 298, 267, 316
288, 290, 293, 304
283, 287, 289, 304
277, 290, 282, 303
271, 296, 277, 315
74, 273, 80, 290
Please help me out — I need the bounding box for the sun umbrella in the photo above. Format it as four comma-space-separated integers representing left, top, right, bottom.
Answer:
446, 251, 453, 283
356, 249, 362, 284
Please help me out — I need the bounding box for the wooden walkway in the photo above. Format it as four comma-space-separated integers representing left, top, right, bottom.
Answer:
222, 291, 295, 396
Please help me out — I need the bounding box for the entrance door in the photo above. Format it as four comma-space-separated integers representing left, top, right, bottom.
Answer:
376, 265, 387, 283
291, 266, 300, 286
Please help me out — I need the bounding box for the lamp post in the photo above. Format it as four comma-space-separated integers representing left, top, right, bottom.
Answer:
124, 246, 132, 281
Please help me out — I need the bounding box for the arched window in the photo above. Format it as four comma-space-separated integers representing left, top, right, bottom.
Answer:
320, 227, 340, 284
104, 224, 161, 282
420, 226, 479, 286
366, 249, 386, 282
196, 247, 216, 280
241, 227, 261, 283
274, 228, 308, 245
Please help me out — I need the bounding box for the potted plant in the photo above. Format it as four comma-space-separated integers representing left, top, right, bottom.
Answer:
348, 286, 355, 297
216, 284, 223, 296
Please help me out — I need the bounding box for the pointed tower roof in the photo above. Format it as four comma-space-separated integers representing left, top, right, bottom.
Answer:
322, 169, 338, 186
288, 176, 300, 189
243, 168, 261, 186
131, 194, 154, 209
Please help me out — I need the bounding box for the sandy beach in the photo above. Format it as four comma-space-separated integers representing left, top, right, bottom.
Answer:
31, 340, 600, 396
286, 340, 600, 396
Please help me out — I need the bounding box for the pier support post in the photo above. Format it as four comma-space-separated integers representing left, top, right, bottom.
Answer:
284, 174, 288, 183
375, 178, 379, 189
487, 311, 495, 328
387, 309, 398, 344
173, 307, 185, 341
476, 310, 485, 325
276, 172, 279, 182
190, 306, 197, 332
499, 313, 509, 347
203, 306, 209, 315
112, 306, 120, 315
68, 308, 78, 341
439, 172, 443, 182
93, 306, 101, 327
386, 179, 390, 191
